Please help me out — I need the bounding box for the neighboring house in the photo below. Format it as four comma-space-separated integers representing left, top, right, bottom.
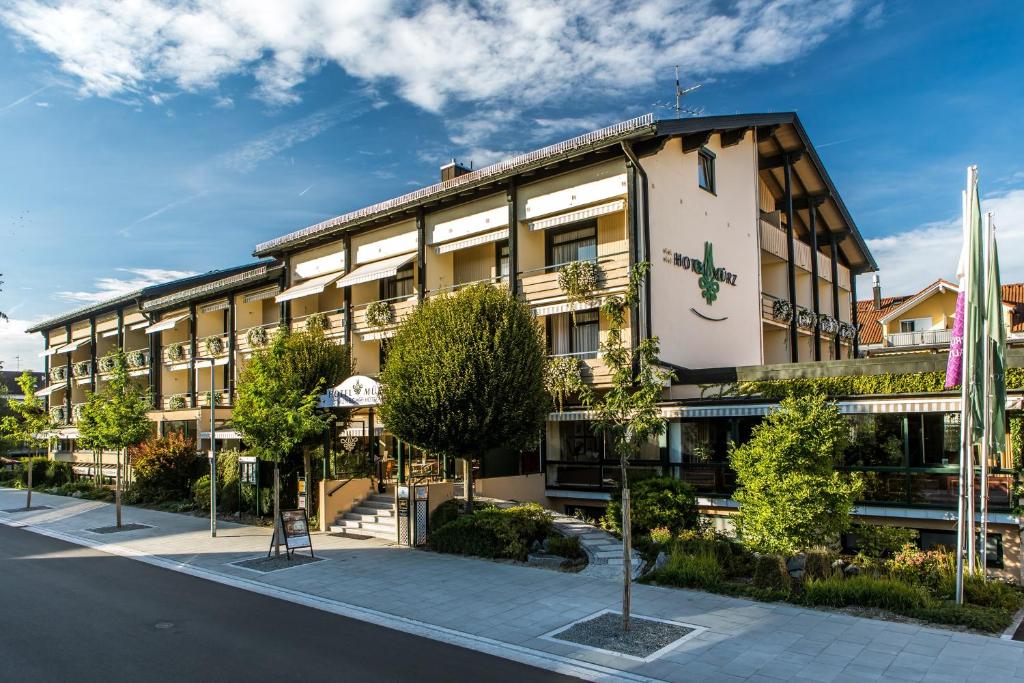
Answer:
858, 276, 1024, 355
0, 370, 47, 457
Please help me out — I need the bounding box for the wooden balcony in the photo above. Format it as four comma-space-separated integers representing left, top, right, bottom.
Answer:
235, 322, 280, 355
161, 342, 193, 367
427, 276, 508, 298
198, 333, 230, 359
162, 393, 194, 411
351, 296, 418, 340
760, 220, 851, 290
518, 251, 629, 308
197, 388, 232, 408
289, 308, 346, 342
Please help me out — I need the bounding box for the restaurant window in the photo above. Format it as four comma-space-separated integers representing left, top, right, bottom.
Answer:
678, 419, 731, 464
547, 222, 597, 269
496, 240, 510, 279
915, 413, 960, 467
548, 310, 599, 359
557, 421, 602, 462
844, 414, 905, 467
697, 147, 716, 194
381, 263, 414, 300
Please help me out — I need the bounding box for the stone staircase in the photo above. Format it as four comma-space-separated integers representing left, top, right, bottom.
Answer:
548, 512, 644, 581
329, 492, 396, 541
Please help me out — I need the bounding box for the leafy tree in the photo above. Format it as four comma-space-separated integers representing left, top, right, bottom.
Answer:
0, 372, 54, 507
128, 432, 199, 502
279, 324, 352, 514
232, 331, 328, 555
378, 283, 548, 512
729, 393, 862, 555
590, 262, 674, 632
78, 350, 152, 527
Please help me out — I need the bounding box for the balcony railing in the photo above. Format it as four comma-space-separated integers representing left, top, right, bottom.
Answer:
761, 292, 856, 343
428, 275, 508, 297
351, 295, 418, 338
236, 321, 281, 355
518, 251, 629, 306
289, 308, 346, 340
198, 333, 230, 358
162, 393, 194, 411
886, 329, 952, 348
197, 388, 232, 408
162, 342, 193, 366
760, 220, 851, 290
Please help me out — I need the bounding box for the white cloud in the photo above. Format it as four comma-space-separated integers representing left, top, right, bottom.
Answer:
0, 84, 49, 113
858, 188, 1024, 298
0, 316, 46, 372
54, 268, 197, 304
1, 0, 860, 112
34, 100, 49, 107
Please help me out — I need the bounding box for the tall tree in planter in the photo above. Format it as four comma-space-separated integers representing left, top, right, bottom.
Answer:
729, 393, 862, 555
590, 262, 674, 632
378, 283, 548, 512
279, 325, 353, 515
232, 331, 328, 555
0, 372, 54, 508
79, 350, 152, 527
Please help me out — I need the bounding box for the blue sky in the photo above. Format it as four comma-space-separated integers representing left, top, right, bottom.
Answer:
1, 0, 1022, 369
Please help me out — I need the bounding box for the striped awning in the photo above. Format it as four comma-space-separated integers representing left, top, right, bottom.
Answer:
360, 329, 397, 342
244, 286, 281, 303
435, 228, 508, 255
146, 313, 188, 334
100, 329, 119, 338
528, 199, 625, 232
533, 299, 602, 318
335, 252, 415, 288
275, 270, 346, 303
51, 337, 92, 354
199, 429, 241, 440
200, 299, 230, 313
34, 383, 66, 398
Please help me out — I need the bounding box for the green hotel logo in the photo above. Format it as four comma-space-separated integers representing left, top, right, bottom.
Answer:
662, 241, 737, 306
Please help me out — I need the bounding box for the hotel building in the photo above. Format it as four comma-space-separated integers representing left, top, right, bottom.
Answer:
26, 113, 1024, 577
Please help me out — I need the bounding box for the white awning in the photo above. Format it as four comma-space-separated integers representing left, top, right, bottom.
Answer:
146, 313, 188, 334
39, 346, 61, 358
51, 337, 92, 355
100, 329, 119, 338
335, 252, 416, 288
528, 199, 625, 231
275, 270, 346, 303
533, 299, 602, 318
200, 299, 230, 313
128, 320, 150, 331
244, 286, 280, 303
435, 228, 509, 255
199, 429, 241, 440
34, 383, 65, 398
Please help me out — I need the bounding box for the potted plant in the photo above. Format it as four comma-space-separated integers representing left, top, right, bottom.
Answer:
558, 260, 599, 317
167, 342, 186, 362
771, 298, 793, 323
168, 395, 187, 410
73, 360, 90, 378
204, 335, 224, 356
366, 300, 394, 328
305, 312, 330, 331
99, 354, 118, 373
247, 326, 269, 348
544, 355, 588, 412
126, 349, 147, 369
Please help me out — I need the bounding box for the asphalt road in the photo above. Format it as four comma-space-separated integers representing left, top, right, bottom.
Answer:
0, 524, 578, 682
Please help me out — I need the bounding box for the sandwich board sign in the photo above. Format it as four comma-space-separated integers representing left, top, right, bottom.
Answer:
279, 509, 313, 558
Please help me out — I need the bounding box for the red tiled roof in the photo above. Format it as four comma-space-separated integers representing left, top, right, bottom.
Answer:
856, 282, 1024, 344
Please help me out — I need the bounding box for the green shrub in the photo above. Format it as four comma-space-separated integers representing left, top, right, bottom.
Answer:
653, 547, 723, 590
192, 475, 211, 511
547, 534, 584, 559
130, 432, 200, 502
649, 527, 673, 546
604, 477, 698, 537
963, 577, 1024, 613
805, 547, 836, 581
753, 554, 791, 592
885, 543, 955, 597
804, 575, 928, 611
215, 449, 241, 512
19, 456, 50, 486
428, 503, 552, 561
675, 529, 752, 578
45, 460, 73, 486
429, 498, 460, 532
851, 523, 919, 559
907, 603, 1012, 633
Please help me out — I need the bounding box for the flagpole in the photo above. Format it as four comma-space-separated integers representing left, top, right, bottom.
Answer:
955, 183, 970, 599
979, 211, 995, 577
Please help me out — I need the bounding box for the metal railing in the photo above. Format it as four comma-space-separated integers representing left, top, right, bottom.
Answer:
886, 329, 952, 347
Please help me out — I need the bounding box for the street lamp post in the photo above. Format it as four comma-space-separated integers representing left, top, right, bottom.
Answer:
195, 357, 218, 537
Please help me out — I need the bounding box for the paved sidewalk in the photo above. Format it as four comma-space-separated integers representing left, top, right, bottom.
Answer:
3, 488, 1024, 683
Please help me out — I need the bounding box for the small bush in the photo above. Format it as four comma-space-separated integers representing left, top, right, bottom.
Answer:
131, 433, 200, 503
963, 577, 1024, 613
649, 527, 673, 546
19, 456, 50, 486
675, 528, 752, 578
547, 535, 584, 559
852, 523, 919, 559
428, 503, 551, 561
604, 477, 698, 537
192, 475, 211, 512
753, 554, 791, 592
805, 547, 836, 581
429, 498, 460, 532
654, 547, 723, 590
45, 460, 73, 486
804, 575, 928, 612
885, 543, 955, 597
907, 603, 1012, 633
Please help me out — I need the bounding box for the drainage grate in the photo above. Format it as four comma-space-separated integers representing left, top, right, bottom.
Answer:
542, 610, 704, 662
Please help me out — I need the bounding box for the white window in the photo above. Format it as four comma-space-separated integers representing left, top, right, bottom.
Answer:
899, 317, 932, 333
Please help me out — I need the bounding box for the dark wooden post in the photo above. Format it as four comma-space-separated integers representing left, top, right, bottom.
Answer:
808, 201, 821, 361
830, 233, 842, 360
188, 303, 197, 407
227, 297, 237, 400
507, 179, 518, 296
343, 235, 353, 347
783, 153, 799, 362
416, 208, 426, 302
851, 270, 860, 358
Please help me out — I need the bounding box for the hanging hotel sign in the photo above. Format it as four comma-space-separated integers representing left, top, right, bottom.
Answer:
319, 375, 382, 408
662, 241, 737, 305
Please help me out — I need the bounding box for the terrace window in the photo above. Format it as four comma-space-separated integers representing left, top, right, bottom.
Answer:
697, 147, 716, 194
496, 241, 510, 279
381, 263, 414, 300
548, 310, 599, 359
547, 222, 597, 269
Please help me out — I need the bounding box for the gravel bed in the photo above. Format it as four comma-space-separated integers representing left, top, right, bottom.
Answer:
1, 505, 52, 513
232, 554, 322, 573
551, 611, 694, 658
86, 523, 152, 534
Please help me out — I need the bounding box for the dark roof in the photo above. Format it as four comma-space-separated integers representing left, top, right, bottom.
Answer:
1, 370, 45, 395
26, 261, 275, 334
142, 261, 282, 312
253, 112, 875, 272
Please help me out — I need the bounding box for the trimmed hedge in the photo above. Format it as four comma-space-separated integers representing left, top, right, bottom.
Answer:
604, 477, 698, 537
428, 503, 551, 561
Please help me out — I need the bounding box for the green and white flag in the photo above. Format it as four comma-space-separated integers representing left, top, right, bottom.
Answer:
964, 170, 985, 443
986, 227, 1007, 453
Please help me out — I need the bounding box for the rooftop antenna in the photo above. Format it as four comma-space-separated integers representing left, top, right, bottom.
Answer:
654, 65, 704, 118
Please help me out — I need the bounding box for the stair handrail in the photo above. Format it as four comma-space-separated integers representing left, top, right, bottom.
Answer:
326, 473, 361, 498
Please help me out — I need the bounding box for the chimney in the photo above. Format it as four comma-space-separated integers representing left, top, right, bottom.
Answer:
440, 159, 472, 182
872, 274, 882, 310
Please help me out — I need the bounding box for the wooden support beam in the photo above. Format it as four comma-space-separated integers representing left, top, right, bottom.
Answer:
759, 150, 803, 171
681, 131, 712, 153
720, 128, 747, 148
783, 193, 829, 211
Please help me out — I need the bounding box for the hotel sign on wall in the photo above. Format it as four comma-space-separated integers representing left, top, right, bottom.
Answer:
662, 241, 738, 305
319, 375, 382, 408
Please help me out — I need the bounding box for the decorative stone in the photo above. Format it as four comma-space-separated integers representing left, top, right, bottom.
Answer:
653, 551, 669, 571
844, 563, 860, 576
790, 569, 804, 580
786, 554, 806, 573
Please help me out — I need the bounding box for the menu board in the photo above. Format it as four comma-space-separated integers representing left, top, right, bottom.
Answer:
280, 509, 313, 551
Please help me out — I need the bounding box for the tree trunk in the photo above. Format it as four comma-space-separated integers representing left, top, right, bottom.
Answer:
303, 446, 312, 517
464, 457, 474, 513
272, 463, 281, 558
26, 457, 32, 510
115, 448, 122, 528
621, 457, 631, 632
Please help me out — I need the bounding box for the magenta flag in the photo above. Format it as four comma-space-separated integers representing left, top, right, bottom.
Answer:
945, 290, 965, 387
